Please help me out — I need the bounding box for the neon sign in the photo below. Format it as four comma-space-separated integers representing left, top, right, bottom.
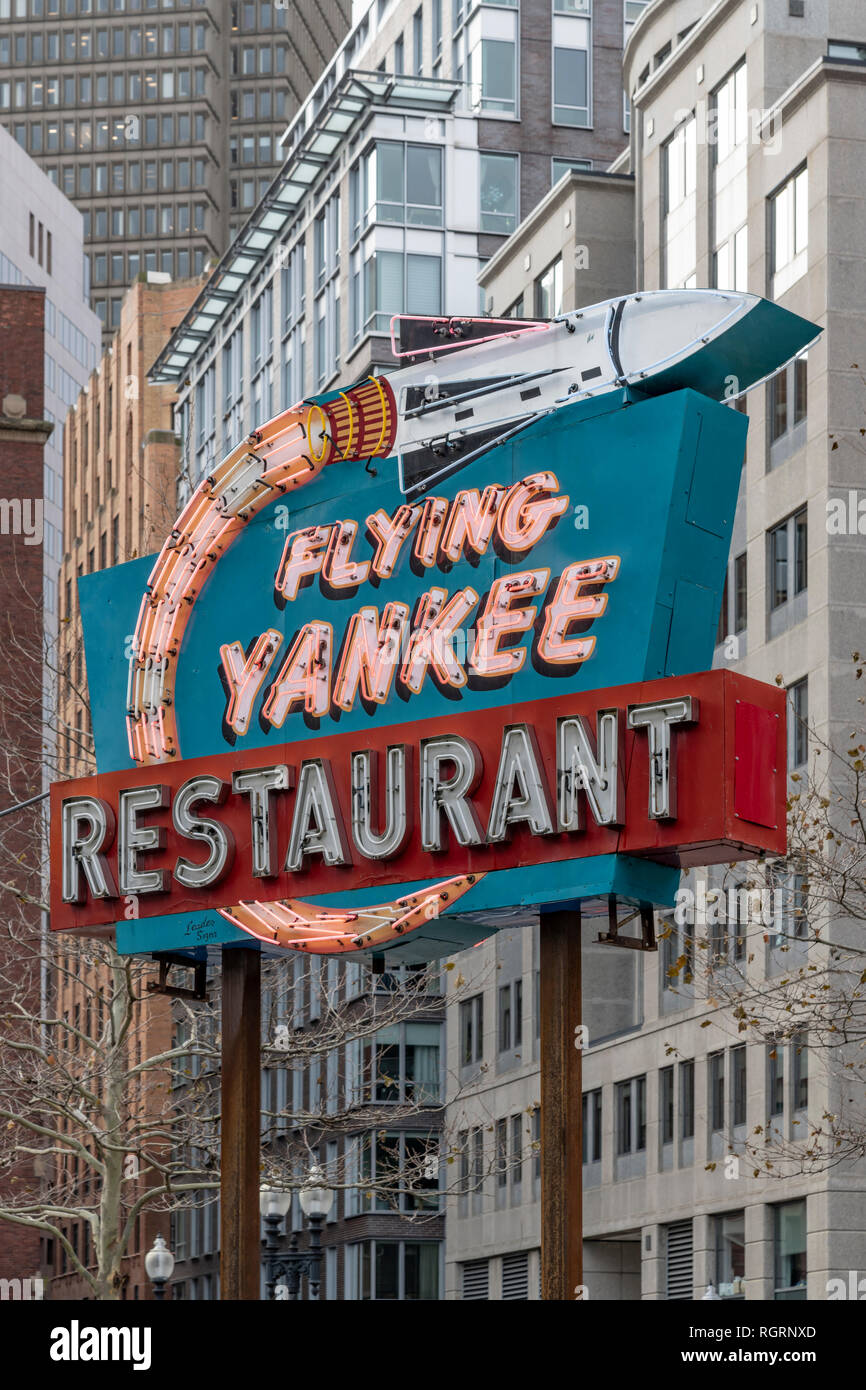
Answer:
54, 669, 785, 950
216, 481, 618, 731
52, 291, 817, 959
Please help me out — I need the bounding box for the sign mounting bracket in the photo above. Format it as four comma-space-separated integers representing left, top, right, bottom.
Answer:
596, 896, 658, 951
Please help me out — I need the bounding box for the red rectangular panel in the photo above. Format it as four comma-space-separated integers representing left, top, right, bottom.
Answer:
734, 699, 782, 829
50, 670, 788, 934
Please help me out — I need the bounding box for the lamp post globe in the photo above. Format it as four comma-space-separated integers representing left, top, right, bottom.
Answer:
259, 1186, 292, 1222
298, 1166, 335, 1221
261, 1168, 335, 1301
144, 1234, 175, 1301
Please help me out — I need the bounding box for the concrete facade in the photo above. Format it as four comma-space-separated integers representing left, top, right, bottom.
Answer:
444, 0, 866, 1301
478, 165, 635, 316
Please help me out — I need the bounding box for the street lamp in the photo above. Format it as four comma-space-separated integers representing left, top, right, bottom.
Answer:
260, 1168, 334, 1301
260, 1185, 292, 1299
144, 1234, 175, 1301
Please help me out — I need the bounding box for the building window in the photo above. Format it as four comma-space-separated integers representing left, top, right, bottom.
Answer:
768, 1039, 785, 1117
716, 570, 730, 646
345, 1240, 440, 1300
281, 241, 306, 330
773, 1200, 807, 1299
660, 1066, 674, 1145
662, 115, 697, 288
355, 1022, 440, 1105
282, 324, 305, 410
498, 979, 522, 1052
732, 1044, 746, 1126
768, 353, 807, 467
714, 1211, 746, 1299
769, 865, 809, 945
615, 1075, 646, 1154
828, 40, 866, 62
712, 61, 748, 292
709, 1051, 725, 1132
314, 281, 340, 390
770, 166, 808, 297
615, 1080, 630, 1154
364, 142, 443, 228
793, 1032, 808, 1111
480, 151, 518, 234
471, 1126, 484, 1210
552, 157, 591, 183
364, 250, 441, 334
510, 1113, 522, 1200
767, 507, 807, 636
704, 874, 749, 970
353, 1131, 440, 1213
733, 551, 747, 633
495, 1116, 508, 1199
366, 251, 399, 332
222, 325, 244, 451
535, 257, 563, 317
431, 0, 442, 65
582, 1087, 602, 1162
787, 677, 808, 769
680, 1060, 694, 1139
660, 912, 693, 994
552, 42, 589, 127
412, 6, 422, 73
480, 38, 516, 115
460, 993, 484, 1066
497, 987, 511, 1051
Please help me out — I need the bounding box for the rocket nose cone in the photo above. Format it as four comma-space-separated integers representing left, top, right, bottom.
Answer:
617, 290, 819, 401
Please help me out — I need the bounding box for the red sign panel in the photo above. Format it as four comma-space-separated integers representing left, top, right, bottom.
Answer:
734, 699, 783, 830
51, 669, 786, 936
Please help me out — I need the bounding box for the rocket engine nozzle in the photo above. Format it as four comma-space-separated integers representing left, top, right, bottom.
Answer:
319, 375, 398, 463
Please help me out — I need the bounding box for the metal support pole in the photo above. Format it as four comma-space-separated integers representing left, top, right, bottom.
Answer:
220, 946, 261, 1300
307, 1213, 324, 1300
540, 908, 583, 1301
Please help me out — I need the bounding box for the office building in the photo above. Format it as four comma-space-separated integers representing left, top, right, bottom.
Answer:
0, 0, 351, 335
0, 122, 101, 688
149, 0, 643, 438
143, 0, 650, 1298
444, 0, 866, 1300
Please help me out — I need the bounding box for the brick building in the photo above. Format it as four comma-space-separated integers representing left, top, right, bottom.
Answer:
59, 273, 198, 779
0, 284, 52, 1288
48, 274, 198, 1300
